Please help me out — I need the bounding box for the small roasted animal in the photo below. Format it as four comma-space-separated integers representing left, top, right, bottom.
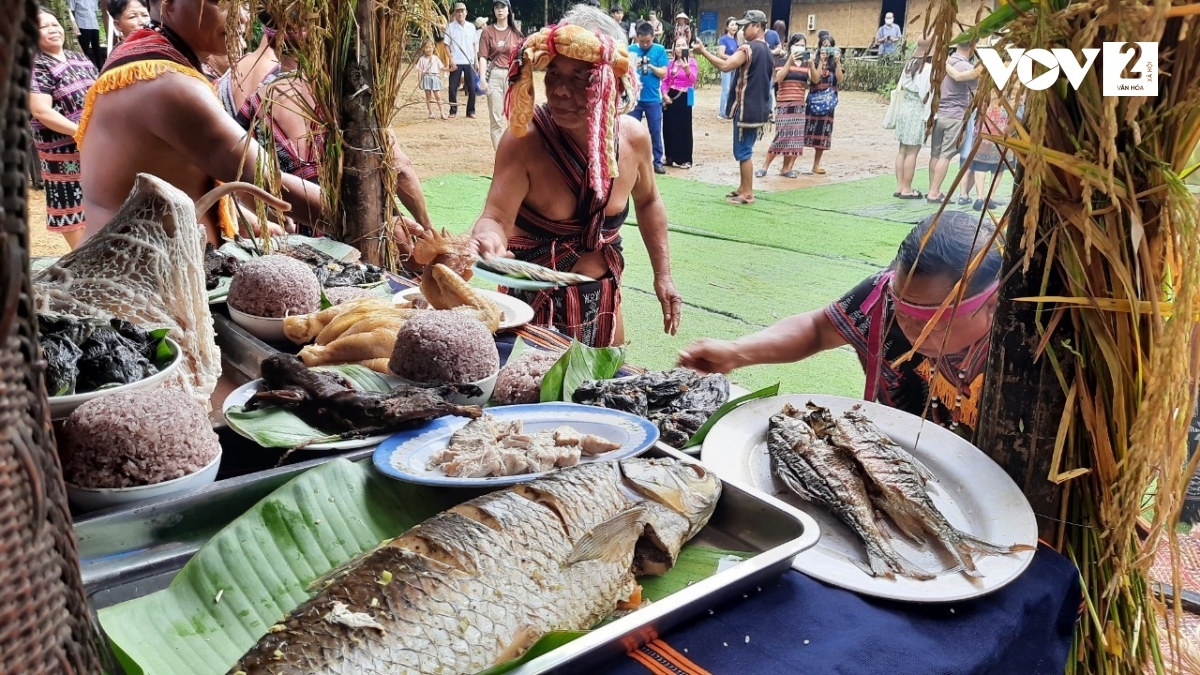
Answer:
419, 263, 503, 333
427, 415, 623, 477
768, 405, 932, 580
228, 458, 721, 675
245, 354, 482, 438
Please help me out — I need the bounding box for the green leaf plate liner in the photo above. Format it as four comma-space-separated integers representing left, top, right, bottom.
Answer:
99, 459, 753, 675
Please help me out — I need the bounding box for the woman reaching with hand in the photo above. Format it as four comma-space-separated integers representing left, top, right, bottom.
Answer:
679, 211, 1001, 437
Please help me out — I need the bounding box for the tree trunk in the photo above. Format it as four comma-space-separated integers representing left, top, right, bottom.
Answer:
975, 184, 1072, 542
339, 0, 387, 267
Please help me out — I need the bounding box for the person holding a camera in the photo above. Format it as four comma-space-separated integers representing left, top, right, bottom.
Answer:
759, 33, 810, 178
661, 37, 698, 169
805, 30, 844, 175
627, 22, 670, 174
692, 9, 774, 205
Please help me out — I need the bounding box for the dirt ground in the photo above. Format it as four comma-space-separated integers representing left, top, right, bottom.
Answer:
27, 83, 913, 257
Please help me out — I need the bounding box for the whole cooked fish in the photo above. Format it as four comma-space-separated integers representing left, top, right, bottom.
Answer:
768, 405, 932, 580
812, 404, 1033, 577
228, 458, 721, 675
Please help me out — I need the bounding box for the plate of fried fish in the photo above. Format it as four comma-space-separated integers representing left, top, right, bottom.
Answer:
374, 402, 660, 487
701, 394, 1037, 602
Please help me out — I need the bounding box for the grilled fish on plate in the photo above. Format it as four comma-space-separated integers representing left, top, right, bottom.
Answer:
768, 405, 932, 580
228, 457, 720, 675
809, 404, 1033, 578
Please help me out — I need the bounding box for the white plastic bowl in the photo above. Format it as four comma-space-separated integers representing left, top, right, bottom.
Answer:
396, 370, 498, 407
227, 305, 289, 343
49, 337, 183, 421
66, 450, 222, 513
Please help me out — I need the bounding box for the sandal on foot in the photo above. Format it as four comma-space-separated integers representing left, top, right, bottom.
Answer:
897, 191, 924, 200
782, 170, 799, 178
926, 195, 944, 203
726, 195, 756, 205
754, 169, 767, 178
812, 167, 827, 175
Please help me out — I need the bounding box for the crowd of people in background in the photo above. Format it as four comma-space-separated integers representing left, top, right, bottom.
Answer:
25, 0, 1020, 246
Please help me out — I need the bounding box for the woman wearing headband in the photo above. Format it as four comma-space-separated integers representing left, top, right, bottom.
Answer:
679, 211, 1001, 436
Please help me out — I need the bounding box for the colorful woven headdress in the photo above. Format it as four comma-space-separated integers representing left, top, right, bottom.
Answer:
505, 22, 632, 200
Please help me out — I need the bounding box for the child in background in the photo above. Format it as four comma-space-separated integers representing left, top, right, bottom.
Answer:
417, 42, 446, 119
969, 90, 1014, 211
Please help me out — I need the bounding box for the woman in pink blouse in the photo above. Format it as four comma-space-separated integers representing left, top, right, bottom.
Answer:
661, 37, 699, 169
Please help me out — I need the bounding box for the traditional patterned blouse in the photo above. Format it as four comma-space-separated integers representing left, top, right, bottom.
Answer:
825, 271, 991, 437
29, 50, 97, 151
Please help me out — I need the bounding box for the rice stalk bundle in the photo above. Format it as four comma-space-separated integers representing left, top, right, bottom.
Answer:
921, 0, 1200, 672
223, 0, 444, 267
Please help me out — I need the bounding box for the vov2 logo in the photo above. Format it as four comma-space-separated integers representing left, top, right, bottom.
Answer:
977, 43, 1158, 96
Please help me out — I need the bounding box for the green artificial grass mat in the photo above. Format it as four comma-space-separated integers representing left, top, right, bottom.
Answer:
421, 172, 899, 398
758, 170, 1016, 225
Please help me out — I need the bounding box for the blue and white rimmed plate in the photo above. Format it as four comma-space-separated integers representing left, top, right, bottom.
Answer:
372, 402, 659, 487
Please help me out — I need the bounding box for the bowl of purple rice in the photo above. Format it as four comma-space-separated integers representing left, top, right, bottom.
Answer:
60, 387, 223, 512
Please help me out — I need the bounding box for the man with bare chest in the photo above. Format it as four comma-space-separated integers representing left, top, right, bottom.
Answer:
76, 0, 322, 245
469, 5, 681, 347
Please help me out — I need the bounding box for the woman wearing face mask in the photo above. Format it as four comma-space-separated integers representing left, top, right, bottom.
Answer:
757, 33, 809, 178
107, 0, 152, 42
680, 211, 1001, 437
892, 37, 933, 199
661, 37, 698, 169
805, 30, 843, 174
29, 7, 99, 249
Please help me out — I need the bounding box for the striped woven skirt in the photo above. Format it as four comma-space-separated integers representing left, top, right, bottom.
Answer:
37, 140, 86, 233
804, 109, 835, 151
767, 102, 806, 156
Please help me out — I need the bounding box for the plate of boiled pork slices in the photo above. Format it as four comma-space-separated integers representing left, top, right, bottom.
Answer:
373, 402, 660, 487
700, 394, 1038, 602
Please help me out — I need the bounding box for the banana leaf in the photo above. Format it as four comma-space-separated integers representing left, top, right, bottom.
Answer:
224, 365, 394, 448
682, 384, 781, 449
100, 458, 756, 675
540, 340, 627, 403
98, 459, 464, 675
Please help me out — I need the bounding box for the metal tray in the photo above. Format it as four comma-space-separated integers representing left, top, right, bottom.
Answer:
75, 444, 819, 673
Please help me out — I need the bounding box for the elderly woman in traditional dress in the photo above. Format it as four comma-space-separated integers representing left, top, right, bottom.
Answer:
681, 211, 1001, 438
469, 4, 682, 347
107, 0, 151, 42
29, 8, 98, 248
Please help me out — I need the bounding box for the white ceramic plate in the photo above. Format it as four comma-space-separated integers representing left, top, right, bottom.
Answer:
49, 338, 183, 421
373, 402, 660, 487
67, 451, 221, 513
700, 394, 1037, 603
392, 287, 535, 331
222, 373, 404, 451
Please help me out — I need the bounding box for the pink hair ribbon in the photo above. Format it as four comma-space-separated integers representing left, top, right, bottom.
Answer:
859, 269, 998, 401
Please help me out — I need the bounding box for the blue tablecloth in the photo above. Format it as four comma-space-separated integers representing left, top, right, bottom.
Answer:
597, 545, 1080, 675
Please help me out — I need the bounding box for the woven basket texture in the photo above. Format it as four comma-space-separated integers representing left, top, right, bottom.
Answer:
0, 1, 103, 672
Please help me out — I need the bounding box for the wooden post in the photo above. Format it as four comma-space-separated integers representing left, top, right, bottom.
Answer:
338, 0, 388, 267
975, 188, 1072, 542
